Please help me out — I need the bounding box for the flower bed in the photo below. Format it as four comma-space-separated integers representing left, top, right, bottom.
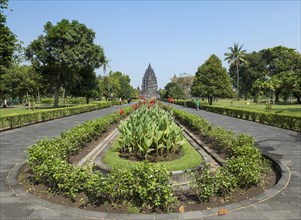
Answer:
21, 103, 275, 213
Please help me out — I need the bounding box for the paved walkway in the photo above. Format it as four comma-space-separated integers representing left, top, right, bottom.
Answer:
0, 104, 300, 220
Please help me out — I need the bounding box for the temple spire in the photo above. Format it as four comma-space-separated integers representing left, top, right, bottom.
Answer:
141, 63, 158, 98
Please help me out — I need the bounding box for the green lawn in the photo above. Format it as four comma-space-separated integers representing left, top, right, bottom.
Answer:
0, 106, 64, 117
102, 138, 203, 171
211, 99, 301, 116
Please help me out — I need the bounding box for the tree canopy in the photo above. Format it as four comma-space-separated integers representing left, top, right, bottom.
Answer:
25, 19, 107, 107
100, 71, 135, 101
0, 0, 22, 101
191, 54, 233, 105
163, 82, 186, 100
170, 73, 194, 99
228, 46, 301, 103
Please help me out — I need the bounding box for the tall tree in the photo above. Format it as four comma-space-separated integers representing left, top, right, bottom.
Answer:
0, 0, 20, 100
0, 65, 43, 102
67, 67, 98, 104
228, 51, 267, 100
260, 46, 300, 102
191, 54, 233, 105
224, 42, 247, 99
100, 73, 120, 101
25, 19, 107, 107
102, 71, 134, 100
163, 82, 186, 100
291, 54, 301, 103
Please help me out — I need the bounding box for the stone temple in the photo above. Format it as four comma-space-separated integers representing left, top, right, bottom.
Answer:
141, 64, 158, 98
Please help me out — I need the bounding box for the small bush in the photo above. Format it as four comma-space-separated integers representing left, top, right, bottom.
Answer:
190, 164, 216, 202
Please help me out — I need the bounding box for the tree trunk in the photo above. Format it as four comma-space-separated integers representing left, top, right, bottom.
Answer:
236, 63, 239, 100
275, 92, 280, 103
54, 74, 60, 108
297, 96, 301, 104
208, 97, 213, 105
86, 96, 90, 104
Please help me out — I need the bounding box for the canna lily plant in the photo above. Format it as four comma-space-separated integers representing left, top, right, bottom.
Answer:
118, 104, 185, 160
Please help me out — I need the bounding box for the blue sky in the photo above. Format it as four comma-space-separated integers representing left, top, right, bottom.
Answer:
6, 0, 301, 89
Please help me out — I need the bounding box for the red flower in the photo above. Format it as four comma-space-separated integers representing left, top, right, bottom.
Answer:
168, 97, 174, 103
120, 108, 124, 115
150, 99, 156, 105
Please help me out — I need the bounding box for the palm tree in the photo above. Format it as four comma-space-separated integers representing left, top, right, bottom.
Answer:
224, 43, 247, 99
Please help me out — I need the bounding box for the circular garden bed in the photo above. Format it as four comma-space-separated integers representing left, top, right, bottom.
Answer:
18, 102, 279, 214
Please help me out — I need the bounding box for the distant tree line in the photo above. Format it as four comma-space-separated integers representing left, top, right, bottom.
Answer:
162, 44, 301, 104
1, 0, 300, 106
0, 0, 138, 106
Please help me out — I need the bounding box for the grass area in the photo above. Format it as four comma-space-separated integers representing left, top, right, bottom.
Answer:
0, 106, 68, 117
102, 138, 203, 171
211, 99, 301, 116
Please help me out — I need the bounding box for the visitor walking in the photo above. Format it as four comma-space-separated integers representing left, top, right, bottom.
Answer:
195, 98, 200, 110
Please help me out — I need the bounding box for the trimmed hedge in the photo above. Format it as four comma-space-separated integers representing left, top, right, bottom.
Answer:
27, 107, 132, 200
172, 100, 301, 132
27, 106, 176, 211
0, 102, 113, 131
164, 104, 271, 201
27, 103, 272, 210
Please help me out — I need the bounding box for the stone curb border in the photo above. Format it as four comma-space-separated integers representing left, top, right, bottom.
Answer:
7, 152, 290, 220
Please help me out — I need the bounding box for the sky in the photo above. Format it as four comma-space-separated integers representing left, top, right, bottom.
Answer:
5, 0, 301, 89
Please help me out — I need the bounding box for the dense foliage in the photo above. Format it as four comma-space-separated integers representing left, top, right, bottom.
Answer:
0, 65, 43, 102
170, 73, 194, 99
0, 0, 21, 100
164, 105, 271, 202
191, 54, 234, 104
100, 71, 136, 101
162, 82, 186, 100
27, 106, 176, 212
25, 19, 107, 107
118, 104, 185, 160
26, 102, 274, 212
228, 46, 301, 103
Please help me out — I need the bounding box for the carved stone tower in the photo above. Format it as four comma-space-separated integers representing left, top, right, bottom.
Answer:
141, 64, 158, 97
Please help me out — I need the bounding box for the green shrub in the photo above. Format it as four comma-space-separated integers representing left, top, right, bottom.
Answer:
0, 101, 113, 130
131, 162, 176, 211
166, 104, 272, 201
101, 168, 134, 205
172, 100, 301, 132
190, 164, 216, 202
214, 167, 238, 196
226, 156, 262, 188
27, 107, 131, 200
88, 163, 176, 212
40, 98, 53, 105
